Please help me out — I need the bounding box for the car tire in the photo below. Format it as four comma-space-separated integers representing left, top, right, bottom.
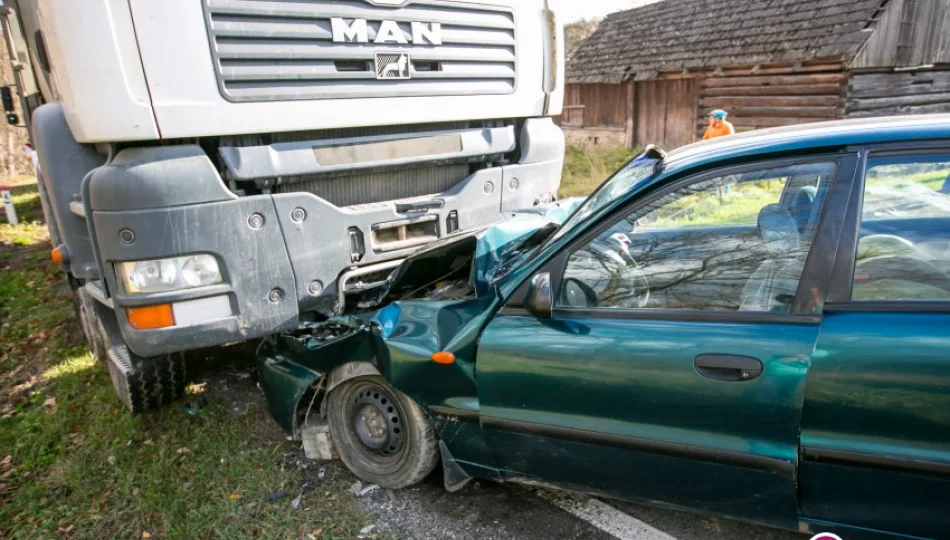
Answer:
106, 349, 187, 414
327, 376, 439, 489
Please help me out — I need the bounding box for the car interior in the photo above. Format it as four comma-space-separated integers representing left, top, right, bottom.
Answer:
854, 158, 950, 301
559, 164, 833, 313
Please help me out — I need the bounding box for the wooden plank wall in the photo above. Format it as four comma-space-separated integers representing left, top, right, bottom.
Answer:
851, 0, 950, 70
636, 79, 699, 149
561, 83, 629, 128
694, 62, 846, 138
847, 70, 950, 117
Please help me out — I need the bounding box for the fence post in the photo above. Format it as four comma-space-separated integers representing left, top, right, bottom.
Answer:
1, 183, 16, 225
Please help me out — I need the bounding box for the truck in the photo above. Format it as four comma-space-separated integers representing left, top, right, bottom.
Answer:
1, 0, 565, 412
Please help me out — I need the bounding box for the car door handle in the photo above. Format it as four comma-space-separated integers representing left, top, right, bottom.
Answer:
694, 354, 763, 382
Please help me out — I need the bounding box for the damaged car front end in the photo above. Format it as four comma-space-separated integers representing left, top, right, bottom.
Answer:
256, 198, 583, 487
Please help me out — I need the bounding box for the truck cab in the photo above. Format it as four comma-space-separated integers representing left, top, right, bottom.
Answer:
2, 0, 564, 411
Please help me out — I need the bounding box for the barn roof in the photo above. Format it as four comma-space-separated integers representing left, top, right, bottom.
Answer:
567, 0, 889, 84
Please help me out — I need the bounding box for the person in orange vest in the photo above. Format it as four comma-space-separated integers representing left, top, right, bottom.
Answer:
702, 109, 735, 140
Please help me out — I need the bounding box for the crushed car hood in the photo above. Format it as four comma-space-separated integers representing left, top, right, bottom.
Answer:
379, 198, 584, 303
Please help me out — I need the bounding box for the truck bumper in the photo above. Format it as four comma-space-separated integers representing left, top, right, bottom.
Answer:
86, 124, 562, 357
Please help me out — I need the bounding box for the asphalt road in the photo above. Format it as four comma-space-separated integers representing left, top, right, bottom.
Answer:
350, 465, 808, 540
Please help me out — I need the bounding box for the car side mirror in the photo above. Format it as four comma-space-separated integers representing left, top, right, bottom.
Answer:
525, 272, 553, 320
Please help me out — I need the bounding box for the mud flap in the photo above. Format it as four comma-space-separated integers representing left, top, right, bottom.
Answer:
439, 440, 473, 492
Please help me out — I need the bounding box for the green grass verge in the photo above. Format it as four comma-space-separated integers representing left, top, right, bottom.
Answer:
559, 145, 636, 199
0, 178, 375, 539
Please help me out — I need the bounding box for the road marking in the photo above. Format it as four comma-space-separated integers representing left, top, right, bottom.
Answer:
536, 489, 677, 540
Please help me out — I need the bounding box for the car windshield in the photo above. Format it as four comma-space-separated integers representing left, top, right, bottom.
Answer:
547, 148, 662, 245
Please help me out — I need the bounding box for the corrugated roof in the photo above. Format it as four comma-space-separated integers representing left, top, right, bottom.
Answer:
567, 0, 889, 84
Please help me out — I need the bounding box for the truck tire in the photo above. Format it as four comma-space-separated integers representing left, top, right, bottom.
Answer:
327, 376, 438, 489
73, 286, 107, 365
106, 347, 186, 414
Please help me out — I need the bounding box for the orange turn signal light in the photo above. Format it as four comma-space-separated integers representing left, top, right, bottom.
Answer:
431, 351, 455, 365
50, 246, 65, 265
126, 304, 175, 330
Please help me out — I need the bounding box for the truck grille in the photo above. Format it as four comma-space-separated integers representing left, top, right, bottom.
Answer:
276, 164, 470, 207
202, 0, 517, 102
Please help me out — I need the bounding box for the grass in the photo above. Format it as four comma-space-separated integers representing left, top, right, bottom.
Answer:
558, 145, 784, 227
650, 180, 786, 228
559, 145, 637, 199
0, 177, 375, 539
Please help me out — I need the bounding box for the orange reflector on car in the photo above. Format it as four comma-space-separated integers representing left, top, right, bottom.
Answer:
50, 246, 65, 265
126, 304, 175, 330
431, 351, 455, 365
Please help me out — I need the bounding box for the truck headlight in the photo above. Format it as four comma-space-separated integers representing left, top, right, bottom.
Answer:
117, 255, 222, 294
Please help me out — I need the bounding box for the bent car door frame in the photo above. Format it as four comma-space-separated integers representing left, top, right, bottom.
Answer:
475, 152, 859, 529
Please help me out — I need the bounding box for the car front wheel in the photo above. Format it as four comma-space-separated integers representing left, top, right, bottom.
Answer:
326, 376, 438, 489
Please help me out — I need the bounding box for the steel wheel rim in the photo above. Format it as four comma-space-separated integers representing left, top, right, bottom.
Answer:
350, 382, 406, 457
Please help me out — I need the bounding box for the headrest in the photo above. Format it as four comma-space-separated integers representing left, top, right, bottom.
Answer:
791, 185, 818, 233
758, 204, 800, 252
793, 186, 817, 209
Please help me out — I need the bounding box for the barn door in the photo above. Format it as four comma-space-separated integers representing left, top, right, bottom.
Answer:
635, 79, 699, 149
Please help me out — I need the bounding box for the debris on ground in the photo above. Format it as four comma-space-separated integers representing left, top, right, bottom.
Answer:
266, 490, 286, 501
359, 484, 379, 497
301, 423, 338, 461
349, 481, 363, 495
357, 524, 376, 538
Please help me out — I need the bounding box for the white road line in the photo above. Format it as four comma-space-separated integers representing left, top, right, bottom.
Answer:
535, 489, 677, 540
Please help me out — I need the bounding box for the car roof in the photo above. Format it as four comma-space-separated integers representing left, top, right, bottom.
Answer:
659, 114, 950, 178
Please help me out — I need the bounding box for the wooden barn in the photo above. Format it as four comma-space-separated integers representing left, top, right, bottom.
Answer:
562, 0, 950, 150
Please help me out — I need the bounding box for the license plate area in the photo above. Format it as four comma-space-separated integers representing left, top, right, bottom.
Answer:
371, 215, 440, 253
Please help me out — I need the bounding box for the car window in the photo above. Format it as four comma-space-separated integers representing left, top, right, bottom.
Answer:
853, 155, 950, 302
558, 162, 835, 312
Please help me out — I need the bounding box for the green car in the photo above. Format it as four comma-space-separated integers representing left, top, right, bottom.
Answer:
259, 115, 950, 540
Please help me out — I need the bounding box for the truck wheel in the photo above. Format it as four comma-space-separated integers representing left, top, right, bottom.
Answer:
106, 348, 186, 414
327, 376, 438, 489
74, 287, 107, 364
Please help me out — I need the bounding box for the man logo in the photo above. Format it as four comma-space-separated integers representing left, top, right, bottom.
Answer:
331, 18, 442, 45
375, 52, 411, 80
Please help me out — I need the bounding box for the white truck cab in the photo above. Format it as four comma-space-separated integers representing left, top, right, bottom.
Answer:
2, 0, 564, 411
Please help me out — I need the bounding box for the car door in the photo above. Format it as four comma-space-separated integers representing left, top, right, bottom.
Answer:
799, 149, 950, 539
476, 154, 856, 529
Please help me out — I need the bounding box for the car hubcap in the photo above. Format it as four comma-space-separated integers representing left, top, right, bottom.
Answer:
352, 384, 404, 456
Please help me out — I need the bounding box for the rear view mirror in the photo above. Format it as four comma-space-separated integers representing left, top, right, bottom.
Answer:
525, 272, 552, 320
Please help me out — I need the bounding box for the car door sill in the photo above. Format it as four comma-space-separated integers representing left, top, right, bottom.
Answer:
429, 405, 480, 423
481, 416, 795, 479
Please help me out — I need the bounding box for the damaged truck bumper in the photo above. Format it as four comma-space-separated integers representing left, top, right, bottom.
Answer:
77, 117, 563, 358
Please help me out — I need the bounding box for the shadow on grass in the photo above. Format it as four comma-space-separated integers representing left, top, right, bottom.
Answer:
1, 341, 375, 539
0, 181, 376, 538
